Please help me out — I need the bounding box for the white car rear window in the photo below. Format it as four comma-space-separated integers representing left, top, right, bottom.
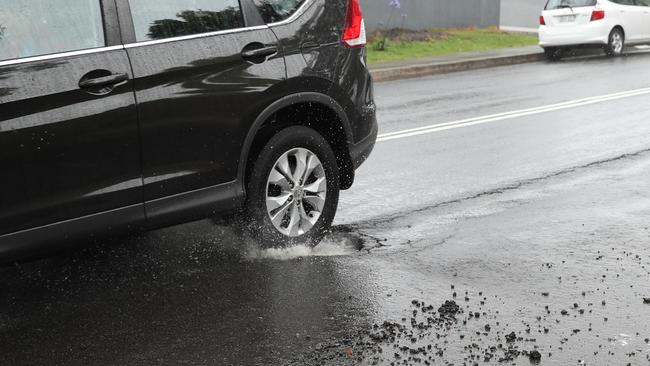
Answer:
545, 0, 597, 10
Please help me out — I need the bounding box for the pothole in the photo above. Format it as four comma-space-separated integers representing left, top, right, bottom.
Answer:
243, 225, 374, 261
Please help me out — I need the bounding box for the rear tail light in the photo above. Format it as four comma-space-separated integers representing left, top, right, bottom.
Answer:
591, 9, 605, 21
342, 0, 366, 48
539, 15, 546, 26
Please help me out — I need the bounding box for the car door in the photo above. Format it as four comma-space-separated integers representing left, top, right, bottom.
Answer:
634, 0, 650, 42
610, 0, 644, 43
0, 0, 143, 246
116, 0, 286, 224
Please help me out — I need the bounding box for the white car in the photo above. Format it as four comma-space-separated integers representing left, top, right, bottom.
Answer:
539, 0, 650, 61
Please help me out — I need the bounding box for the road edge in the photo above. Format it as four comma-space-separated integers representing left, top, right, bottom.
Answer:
370, 52, 545, 82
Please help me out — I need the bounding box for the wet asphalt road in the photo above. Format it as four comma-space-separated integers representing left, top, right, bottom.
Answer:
3, 52, 650, 366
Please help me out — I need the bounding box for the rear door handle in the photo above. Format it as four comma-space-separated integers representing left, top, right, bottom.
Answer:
79, 73, 129, 89
241, 46, 278, 60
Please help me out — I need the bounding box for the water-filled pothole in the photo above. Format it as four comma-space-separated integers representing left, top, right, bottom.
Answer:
244, 225, 370, 261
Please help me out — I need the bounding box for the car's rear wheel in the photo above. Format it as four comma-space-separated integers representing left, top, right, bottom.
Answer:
605, 28, 624, 57
243, 126, 340, 248
543, 47, 563, 62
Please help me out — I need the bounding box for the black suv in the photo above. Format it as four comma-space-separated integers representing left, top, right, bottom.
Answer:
0, 0, 376, 258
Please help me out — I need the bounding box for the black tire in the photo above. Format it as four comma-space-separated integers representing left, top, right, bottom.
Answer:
604, 28, 625, 57
544, 47, 563, 62
242, 126, 340, 248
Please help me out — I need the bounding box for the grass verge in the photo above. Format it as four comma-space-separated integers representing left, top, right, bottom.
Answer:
367, 27, 538, 65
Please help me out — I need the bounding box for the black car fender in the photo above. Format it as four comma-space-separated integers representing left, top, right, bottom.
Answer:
237, 91, 354, 188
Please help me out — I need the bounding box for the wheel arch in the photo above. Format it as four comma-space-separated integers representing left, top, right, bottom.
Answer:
238, 92, 356, 195
611, 25, 625, 38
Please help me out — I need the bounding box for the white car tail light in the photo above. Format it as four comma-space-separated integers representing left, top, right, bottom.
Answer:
539, 15, 546, 26
591, 9, 605, 21
342, 0, 366, 48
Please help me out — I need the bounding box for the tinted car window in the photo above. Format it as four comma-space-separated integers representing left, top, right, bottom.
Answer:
128, 0, 244, 42
252, 0, 307, 23
545, 0, 596, 9
0, 0, 105, 61
609, 0, 635, 4
637, 0, 650, 5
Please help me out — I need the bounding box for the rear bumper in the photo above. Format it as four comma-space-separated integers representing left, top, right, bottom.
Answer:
350, 103, 378, 170
539, 24, 609, 47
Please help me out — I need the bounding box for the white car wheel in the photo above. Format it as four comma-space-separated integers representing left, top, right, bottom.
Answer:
605, 28, 625, 57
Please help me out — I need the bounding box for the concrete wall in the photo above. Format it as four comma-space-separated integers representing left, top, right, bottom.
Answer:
360, 0, 501, 33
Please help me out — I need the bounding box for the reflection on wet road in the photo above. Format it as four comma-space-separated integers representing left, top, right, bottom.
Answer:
3, 53, 650, 365
0, 223, 379, 366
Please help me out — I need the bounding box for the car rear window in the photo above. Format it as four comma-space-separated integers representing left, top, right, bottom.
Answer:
252, 0, 307, 23
128, 0, 244, 42
0, 0, 105, 61
545, 0, 597, 9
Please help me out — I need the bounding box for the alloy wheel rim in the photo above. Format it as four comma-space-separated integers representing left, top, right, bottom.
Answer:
265, 148, 327, 237
612, 33, 623, 54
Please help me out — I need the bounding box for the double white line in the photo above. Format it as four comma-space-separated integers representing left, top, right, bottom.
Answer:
377, 86, 650, 142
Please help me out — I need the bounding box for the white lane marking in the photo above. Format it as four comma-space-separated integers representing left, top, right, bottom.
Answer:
377, 86, 650, 142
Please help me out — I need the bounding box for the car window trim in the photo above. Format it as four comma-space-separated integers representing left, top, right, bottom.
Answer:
266, 0, 314, 26
122, 25, 270, 49
102, 0, 123, 46
240, 0, 266, 26
0, 46, 125, 67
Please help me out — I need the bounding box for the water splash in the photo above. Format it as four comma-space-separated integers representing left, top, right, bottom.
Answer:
244, 233, 364, 261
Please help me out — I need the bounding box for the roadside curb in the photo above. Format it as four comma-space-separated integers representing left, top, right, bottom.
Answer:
370, 52, 545, 82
